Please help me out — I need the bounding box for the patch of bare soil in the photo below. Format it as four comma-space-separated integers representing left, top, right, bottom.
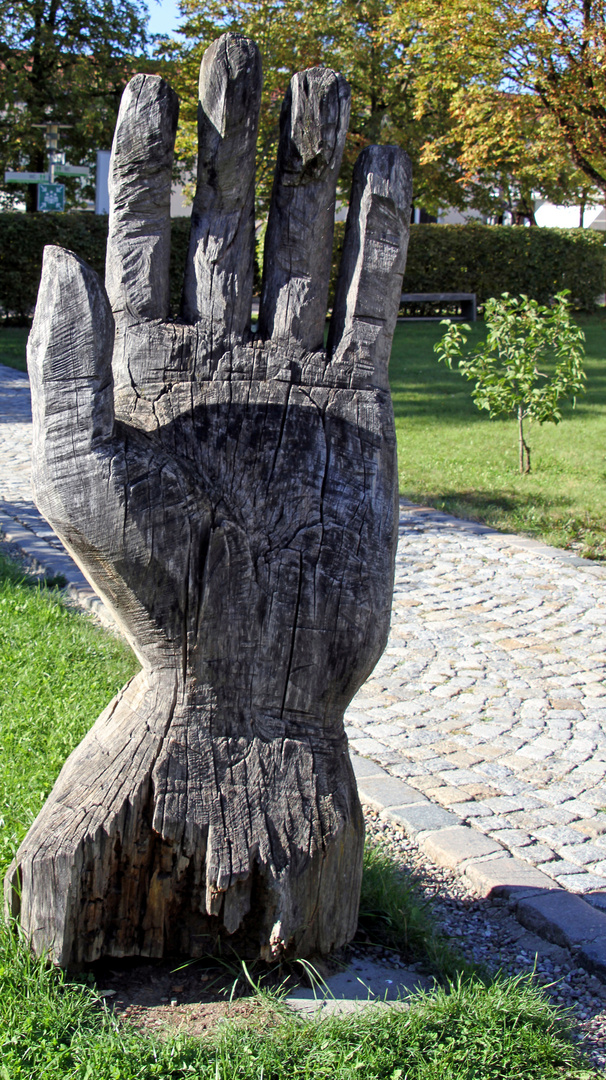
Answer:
89, 951, 346, 1039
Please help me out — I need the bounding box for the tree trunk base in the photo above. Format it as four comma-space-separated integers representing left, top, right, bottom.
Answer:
5, 671, 364, 968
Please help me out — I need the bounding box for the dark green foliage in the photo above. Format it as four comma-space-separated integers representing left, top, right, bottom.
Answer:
4, 214, 604, 324
169, 217, 193, 316
402, 224, 605, 311
0, 214, 193, 323
0, 213, 108, 323
331, 221, 605, 313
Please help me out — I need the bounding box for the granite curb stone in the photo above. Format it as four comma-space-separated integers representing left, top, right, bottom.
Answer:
354, 750, 606, 980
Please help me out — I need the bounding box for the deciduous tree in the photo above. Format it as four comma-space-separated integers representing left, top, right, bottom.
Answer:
158, 0, 459, 217
435, 293, 586, 473
0, 0, 153, 211
390, 0, 606, 209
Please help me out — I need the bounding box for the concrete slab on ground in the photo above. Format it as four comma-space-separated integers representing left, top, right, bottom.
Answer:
286, 958, 433, 1016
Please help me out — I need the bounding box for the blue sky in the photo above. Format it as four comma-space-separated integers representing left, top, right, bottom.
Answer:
147, 0, 183, 38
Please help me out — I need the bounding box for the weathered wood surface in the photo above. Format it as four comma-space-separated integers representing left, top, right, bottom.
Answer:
6, 32, 412, 968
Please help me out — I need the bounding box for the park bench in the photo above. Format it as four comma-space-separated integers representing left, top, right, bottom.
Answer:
399, 292, 477, 321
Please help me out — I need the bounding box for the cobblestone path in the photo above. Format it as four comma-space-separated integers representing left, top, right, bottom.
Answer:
2, 362, 606, 893
348, 508, 606, 893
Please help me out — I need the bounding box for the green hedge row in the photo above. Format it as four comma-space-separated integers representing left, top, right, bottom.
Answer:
0, 214, 191, 323
402, 223, 605, 310
331, 222, 605, 312
1, 213, 604, 323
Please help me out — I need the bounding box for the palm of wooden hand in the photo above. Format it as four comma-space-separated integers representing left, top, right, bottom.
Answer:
9, 35, 411, 967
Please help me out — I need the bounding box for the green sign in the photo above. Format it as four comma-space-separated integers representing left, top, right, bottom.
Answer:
37, 182, 65, 212
55, 164, 90, 178
4, 170, 48, 184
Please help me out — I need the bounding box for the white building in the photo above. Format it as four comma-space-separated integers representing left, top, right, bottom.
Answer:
438, 202, 606, 231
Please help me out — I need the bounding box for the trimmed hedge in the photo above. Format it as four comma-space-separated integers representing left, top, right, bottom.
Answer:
1, 213, 604, 323
331, 221, 605, 312
0, 213, 191, 323
403, 223, 605, 310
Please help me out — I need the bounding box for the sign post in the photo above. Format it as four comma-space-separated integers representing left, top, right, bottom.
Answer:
5, 122, 89, 211
4, 171, 49, 185
55, 164, 90, 179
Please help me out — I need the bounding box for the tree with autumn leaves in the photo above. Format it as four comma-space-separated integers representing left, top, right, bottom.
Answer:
389, 0, 606, 222
159, 0, 605, 225
157, 0, 462, 217
1, 0, 603, 223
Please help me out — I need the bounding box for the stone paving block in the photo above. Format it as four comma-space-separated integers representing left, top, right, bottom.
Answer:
357, 775, 428, 811
464, 857, 558, 899
426, 785, 471, 806
380, 803, 460, 838
558, 842, 606, 866
348, 737, 393, 758
349, 754, 388, 780
482, 795, 540, 814
534, 806, 577, 826
535, 825, 582, 847
561, 799, 602, 818
516, 889, 606, 951
454, 801, 495, 817
422, 826, 503, 870
553, 872, 606, 893
491, 829, 532, 848
515, 844, 556, 865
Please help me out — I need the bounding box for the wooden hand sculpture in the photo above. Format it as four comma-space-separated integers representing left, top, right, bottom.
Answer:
6, 33, 412, 967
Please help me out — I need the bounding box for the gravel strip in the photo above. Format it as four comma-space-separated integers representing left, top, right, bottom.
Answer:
364, 808, 606, 1073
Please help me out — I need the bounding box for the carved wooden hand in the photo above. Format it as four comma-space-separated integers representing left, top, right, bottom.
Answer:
7, 34, 411, 967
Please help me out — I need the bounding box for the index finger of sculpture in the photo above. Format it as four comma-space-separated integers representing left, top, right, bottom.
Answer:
105, 74, 179, 327
181, 33, 262, 342
327, 145, 412, 390
258, 68, 350, 352
28, 246, 115, 524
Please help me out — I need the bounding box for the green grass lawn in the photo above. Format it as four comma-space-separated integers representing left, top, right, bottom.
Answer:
0, 554, 600, 1078
0, 553, 139, 876
2, 314, 606, 558
389, 314, 606, 559
0, 325, 28, 372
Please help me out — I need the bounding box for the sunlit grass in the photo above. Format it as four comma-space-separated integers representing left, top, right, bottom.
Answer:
390, 314, 606, 558
0, 553, 138, 877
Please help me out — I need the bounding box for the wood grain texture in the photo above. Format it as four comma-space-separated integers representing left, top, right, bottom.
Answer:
328, 145, 413, 391
6, 33, 412, 968
181, 34, 262, 340
105, 75, 179, 327
258, 68, 350, 351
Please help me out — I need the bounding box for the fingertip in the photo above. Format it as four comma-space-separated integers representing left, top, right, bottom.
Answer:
106, 74, 179, 325
327, 145, 412, 387
258, 67, 351, 351
29, 246, 115, 446
182, 34, 262, 333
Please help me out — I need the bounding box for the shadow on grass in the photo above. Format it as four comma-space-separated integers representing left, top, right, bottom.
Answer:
401, 489, 606, 560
